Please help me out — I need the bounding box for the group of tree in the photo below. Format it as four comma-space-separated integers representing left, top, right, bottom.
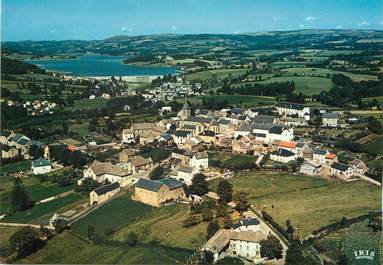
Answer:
50, 144, 90, 168
314, 74, 383, 107
1, 57, 46, 75
10, 178, 33, 213
260, 234, 283, 260
188, 173, 209, 196
9, 227, 52, 258
218, 81, 296, 97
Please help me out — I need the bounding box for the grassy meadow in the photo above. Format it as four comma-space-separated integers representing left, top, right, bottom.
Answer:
209, 170, 381, 238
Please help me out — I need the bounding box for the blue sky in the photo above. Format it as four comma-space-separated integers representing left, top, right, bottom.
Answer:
2, 0, 382, 41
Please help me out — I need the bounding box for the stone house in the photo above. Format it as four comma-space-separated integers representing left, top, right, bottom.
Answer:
89, 182, 121, 205
133, 178, 186, 207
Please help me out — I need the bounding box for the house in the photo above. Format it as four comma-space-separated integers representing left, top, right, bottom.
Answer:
32, 157, 52, 175
232, 140, 248, 154
119, 148, 136, 163
270, 148, 296, 163
133, 178, 186, 207
232, 218, 260, 232
173, 130, 192, 147
130, 156, 153, 174
234, 123, 252, 138
139, 130, 162, 145
122, 129, 135, 144
279, 117, 308, 127
171, 150, 193, 166
313, 149, 328, 164
82, 161, 132, 185
1, 144, 19, 159
322, 113, 339, 127
300, 161, 321, 175
131, 123, 157, 136
268, 125, 294, 143
190, 151, 209, 170
251, 115, 276, 124
276, 140, 297, 153
158, 134, 173, 145
276, 102, 310, 120
184, 137, 204, 152
176, 165, 194, 185
330, 162, 354, 179
199, 130, 216, 144
203, 229, 267, 262
89, 182, 121, 205
325, 152, 338, 165
349, 159, 368, 175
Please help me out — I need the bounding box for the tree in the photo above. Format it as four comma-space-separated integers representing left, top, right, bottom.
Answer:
9, 227, 44, 258
189, 173, 209, 196
215, 257, 244, 265
201, 206, 214, 222
285, 241, 304, 265
367, 116, 382, 134
260, 234, 283, 260
126, 231, 138, 246
10, 178, 33, 212
216, 180, 233, 203
149, 166, 164, 180
233, 191, 250, 213
183, 215, 199, 228
75, 178, 101, 194
215, 203, 228, 218
223, 215, 233, 229
29, 145, 44, 159
206, 220, 220, 239
286, 219, 295, 238
88, 225, 96, 241
198, 250, 214, 265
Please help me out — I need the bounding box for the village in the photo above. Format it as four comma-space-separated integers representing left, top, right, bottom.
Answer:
1, 91, 380, 264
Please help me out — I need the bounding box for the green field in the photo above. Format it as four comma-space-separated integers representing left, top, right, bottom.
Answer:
210, 170, 381, 238
64, 97, 107, 111
0, 160, 31, 175
363, 136, 383, 156
111, 204, 208, 250
3, 194, 83, 224
17, 231, 192, 264
187, 95, 275, 107
71, 193, 153, 238
282, 67, 378, 82
186, 69, 247, 81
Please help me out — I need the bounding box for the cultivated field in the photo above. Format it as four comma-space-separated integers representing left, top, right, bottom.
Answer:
187, 94, 276, 107
186, 69, 248, 81
210, 170, 381, 238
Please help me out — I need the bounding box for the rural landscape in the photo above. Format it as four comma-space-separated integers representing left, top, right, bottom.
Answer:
0, 1, 382, 265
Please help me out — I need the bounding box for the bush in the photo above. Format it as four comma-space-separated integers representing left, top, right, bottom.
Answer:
126, 231, 138, 246
223, 155, 256, 170
9, 227, 45, 258
182, 215, 199, 228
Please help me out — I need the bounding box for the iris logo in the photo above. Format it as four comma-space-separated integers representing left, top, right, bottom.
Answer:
353, 250, 375, 260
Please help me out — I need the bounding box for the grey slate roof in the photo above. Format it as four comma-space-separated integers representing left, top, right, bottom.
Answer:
331, 162, 349, 172
271, 148, 295, 157
93, 182, 120, 196
199, 130, 216, 137
135, 178, 163, 192
232, 218, 260, 229
322, 113, 339, 119
250, 123, 274, 130
32, 157, 51, 167
185, 116, 212, 124
277, 102, 305, 110
313, 149, 327, 155
251, 115, 275, 124
174, 130, 191, 138
160, 178, 184, 190
269, 125, 286, 135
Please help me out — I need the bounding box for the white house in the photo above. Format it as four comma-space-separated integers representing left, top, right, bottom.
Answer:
190, 151, 209, 170
232, 218, 260, 232
122, 129, 135, 144
313, 148, 328, 164
299, 161, 321, 176
176, 165, 194, 185
203, 229, 267, 262
270, 148, 296, 163
322, 113, 339, 127
31, 157, 52, 175
268, 126, 294, 143
173, 130, 192, 147
330, 162, 354, 179
81, 161, 132, 186
349, 158, 368, 175
276, 102, 310, 120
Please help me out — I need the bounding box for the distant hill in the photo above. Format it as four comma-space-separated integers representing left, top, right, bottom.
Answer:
2, 29, 382, 56
1, 57, 46, 75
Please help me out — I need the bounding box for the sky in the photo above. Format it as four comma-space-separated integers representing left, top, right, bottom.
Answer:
2, 0, 383, 41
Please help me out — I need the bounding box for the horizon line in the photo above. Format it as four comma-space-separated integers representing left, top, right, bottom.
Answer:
2, 28, 382, 43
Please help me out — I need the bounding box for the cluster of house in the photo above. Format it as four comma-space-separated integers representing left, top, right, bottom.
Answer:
203, 217, 271, 263
7, 99, 56, 116
141, 79, 202, 103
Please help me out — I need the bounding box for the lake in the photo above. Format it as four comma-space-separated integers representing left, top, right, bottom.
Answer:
27, 54, 178, 77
